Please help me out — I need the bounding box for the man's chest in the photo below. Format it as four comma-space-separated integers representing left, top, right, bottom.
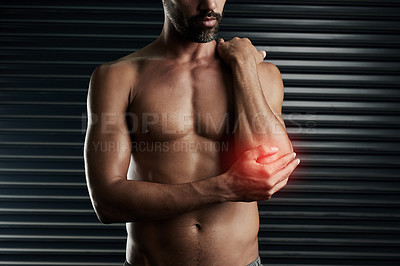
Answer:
128, 61, 234, 142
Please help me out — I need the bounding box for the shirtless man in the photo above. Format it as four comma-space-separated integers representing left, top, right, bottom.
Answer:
84, 0, 299, 265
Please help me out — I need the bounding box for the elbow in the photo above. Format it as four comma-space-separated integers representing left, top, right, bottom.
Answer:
95, 209, 113, 224
89, 190, 122, 224
86, 178, 127, 224
236, 131, 293, 157
95, 206, 142, 224
267, 132, 294, 155
275, 132, 293, 153
262, 121, 293, 154
91, 194, 141, 224
87, 185, 115, 224
92, 200, 115, 224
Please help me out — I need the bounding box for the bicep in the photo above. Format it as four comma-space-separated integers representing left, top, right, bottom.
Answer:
84, 123, 132, 188
84, 63, 134, 191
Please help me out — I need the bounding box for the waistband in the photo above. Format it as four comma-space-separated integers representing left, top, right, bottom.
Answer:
247, 256, 263, 266
123, 256, 262, 266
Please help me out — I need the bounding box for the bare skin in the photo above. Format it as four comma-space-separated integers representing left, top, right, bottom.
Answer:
84, 0, 299, 265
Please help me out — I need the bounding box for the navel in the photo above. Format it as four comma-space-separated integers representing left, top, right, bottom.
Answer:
194, 223, 202, 231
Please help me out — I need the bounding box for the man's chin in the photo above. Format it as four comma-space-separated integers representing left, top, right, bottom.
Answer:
188, 29, 219, 43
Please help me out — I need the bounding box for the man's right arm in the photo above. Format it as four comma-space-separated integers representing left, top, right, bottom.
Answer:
84, 61, 298, 224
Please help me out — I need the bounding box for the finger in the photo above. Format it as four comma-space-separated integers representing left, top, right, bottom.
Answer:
259, 50, 266, 59
258, 145, 279, 158
218, 38, 225, 43
257, 152, 280, 164
272, 157, 300, 185
268, 176, 289, 196
262, 152, 296, 172
244, 145, 279, 160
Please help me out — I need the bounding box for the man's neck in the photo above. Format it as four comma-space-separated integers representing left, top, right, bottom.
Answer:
156, 23, 218, 62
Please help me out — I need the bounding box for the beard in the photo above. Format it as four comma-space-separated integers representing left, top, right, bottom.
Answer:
164, 3, 223, 43
183, 11, 222, 43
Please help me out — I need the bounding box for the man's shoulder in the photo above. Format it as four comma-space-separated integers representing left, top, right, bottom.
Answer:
258, 62, 282, 80
92, 55, 140, 81
88, 41, 163, 104
91, 40, 162, 81
89, 49, 150, 93
88, 54, 143, 107
257, 62, 284, 91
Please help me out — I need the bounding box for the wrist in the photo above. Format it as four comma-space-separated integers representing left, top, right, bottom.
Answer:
190, 174, 232, 204
230, 56, 258, 70
231, 60, 259, 80
231, 61, 260, 95
214, 172, 236, 202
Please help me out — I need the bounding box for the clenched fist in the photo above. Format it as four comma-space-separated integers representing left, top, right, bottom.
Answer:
217, 37, 266, 67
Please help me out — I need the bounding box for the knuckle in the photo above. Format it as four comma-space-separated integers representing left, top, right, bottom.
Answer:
264, 168, 274, 177
256, 145, 265, 154
243, 150, 254, 160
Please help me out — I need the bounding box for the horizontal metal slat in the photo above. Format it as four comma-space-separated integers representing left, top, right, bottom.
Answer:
287, 127, 400, 141
230, 0, 400, 6
258, 250, 400, 261
263, 46, 400, 61
226, 4, 400, 19
258, 224, 400, 233
284, 87, 400, 101
222, 18, 400, 34
0, 262, 121, 266
282, 74, 400, 86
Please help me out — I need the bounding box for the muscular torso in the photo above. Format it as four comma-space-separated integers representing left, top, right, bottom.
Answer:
124, 48, 260, 265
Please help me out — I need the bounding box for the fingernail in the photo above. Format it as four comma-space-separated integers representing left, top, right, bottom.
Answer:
263, 51, 266, 58
293, 152, 296, 158
296, 158, 300, 165
271, 147, 279, 151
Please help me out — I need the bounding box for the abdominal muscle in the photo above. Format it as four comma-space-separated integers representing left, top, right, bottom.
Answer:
125, 137, 260, 266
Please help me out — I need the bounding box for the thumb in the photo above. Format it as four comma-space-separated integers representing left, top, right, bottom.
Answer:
244, 145, 279, 160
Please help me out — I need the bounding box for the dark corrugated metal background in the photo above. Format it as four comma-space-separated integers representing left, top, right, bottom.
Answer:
1, 0, 400, 265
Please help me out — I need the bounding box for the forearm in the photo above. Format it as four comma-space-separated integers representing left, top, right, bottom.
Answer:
232, 61, 292, 155
91, 174, 228, 224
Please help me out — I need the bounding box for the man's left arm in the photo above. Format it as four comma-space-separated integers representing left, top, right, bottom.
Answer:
218, 37, 293, 161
